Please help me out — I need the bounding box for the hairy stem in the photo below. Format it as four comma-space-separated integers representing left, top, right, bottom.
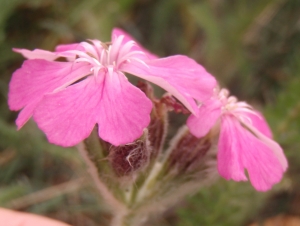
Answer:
77, 143, 129, 225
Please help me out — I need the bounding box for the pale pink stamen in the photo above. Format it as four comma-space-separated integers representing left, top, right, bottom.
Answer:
110, 35, 124, 62
88, 40, 103, 59
67, 36, 147, 78
79, 42, 99, 58
218, 89, 259, 127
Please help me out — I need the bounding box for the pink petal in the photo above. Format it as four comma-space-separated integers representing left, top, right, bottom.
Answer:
33, 71, 152, 147
15, 102, 37, 128
8, 59, 91, 128
218, 115, 285, 191
187, 97, 222, 138
14, 44, 85, 60
245, 111, 273, 138
112, 28, 158, 60
55, 43, 85, 52
243, 121, 288, 171
13, 48, 58, 61
121, 55, 216, 114
218, 116, 248, 182
54, 43, 86, 61
14, 47, 79, 62
33, 76, 104, 147
97, 71, 152, 145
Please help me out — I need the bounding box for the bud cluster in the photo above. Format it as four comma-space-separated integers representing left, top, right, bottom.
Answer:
79, 81, 219, 225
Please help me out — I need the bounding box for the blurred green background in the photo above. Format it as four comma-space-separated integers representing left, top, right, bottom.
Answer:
1, 0, 300, 225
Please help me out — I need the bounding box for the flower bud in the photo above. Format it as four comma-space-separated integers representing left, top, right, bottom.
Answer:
108, 131, 151, 178
165, 126, 218, 178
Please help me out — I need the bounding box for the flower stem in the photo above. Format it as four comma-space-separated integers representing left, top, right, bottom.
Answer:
135, 161, 163, 203
135, 132, 176, 204
77, 143, 129, 225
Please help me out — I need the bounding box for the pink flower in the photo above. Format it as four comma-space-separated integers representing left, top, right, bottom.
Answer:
8, 28, 216, 147
187, 88, 288, 191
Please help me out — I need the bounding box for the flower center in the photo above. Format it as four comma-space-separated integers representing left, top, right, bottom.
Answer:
69, 35, 146, 77
218, 89, 237, 111
218, 88, 250, 112
217, 88, 258, 125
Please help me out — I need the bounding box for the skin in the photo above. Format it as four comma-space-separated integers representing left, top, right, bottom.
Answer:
0, 208, 70, 226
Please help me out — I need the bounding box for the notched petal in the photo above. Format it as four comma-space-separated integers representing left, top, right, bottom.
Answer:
121, 56, 216, 115
33, 76, 103, 147
97, 72, 152, 146
218, 116, 285, 191
8, 59, 91, 129
218, 116, 248, 182
187, 97, 222, 138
